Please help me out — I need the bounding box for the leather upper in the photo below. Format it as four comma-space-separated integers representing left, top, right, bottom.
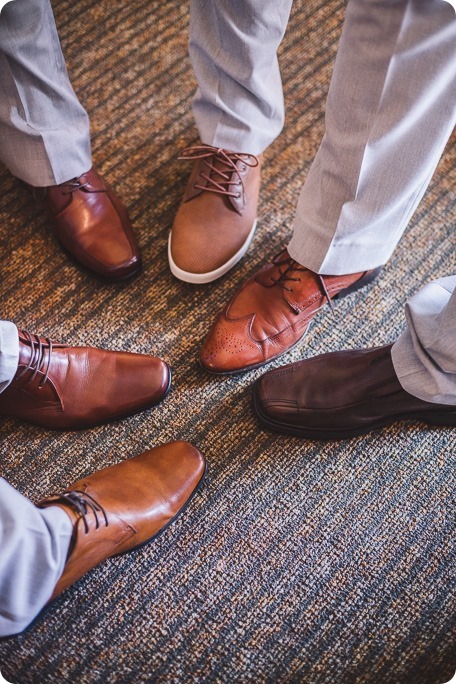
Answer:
200, 250, 376, 373
0, 331, 170, 429
255, 345, 455, 434
37, 441, 206, 600
28, 167, 141, 281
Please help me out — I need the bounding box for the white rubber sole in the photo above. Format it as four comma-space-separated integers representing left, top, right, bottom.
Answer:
168, 220, 258, 284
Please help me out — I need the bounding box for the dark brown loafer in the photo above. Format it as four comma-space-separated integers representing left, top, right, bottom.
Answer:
24, 167, 141, 281
200, 249, 381, 374
0, 330, 171, 430
38, 441, 206, 601
253, 344, 456, 439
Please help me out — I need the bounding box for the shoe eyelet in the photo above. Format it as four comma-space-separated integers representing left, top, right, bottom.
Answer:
236, 193, 241, 198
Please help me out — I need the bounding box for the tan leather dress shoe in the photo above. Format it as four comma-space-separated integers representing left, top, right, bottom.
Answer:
0, 330, 171, 429
38, 441, 206, 601
169, 145, 261, 283
200, 250, 381, 374
253, 345, 456, 439
25, 167, 141, 281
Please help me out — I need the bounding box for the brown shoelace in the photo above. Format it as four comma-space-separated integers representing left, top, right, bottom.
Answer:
269, 255, 334, 315
179, 145, 259, 200
61, 177, 90, 195
17, 330, 53, 388
51, 490, 109, 534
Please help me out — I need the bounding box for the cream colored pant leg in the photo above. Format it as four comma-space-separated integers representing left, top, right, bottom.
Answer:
288, 0, 456, 274
189, 0, 293, 155
0, 479, 72, 637
392, 276, 456, 404
0, 320, 18, 393
0, 0, 91, 185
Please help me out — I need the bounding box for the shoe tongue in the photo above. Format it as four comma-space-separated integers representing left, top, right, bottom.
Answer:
255, 250, 293, 287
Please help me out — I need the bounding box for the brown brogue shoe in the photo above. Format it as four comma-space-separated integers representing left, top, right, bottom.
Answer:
25, 167, 141, 281
169, 145, 261, 283
200, 249, 382, 374
38, 441, 206, 601
0, 330, 171, 429
253, 345, 456, 439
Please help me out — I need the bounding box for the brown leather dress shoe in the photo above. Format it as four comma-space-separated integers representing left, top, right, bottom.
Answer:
169, 145, 261, 283
200, 250, 381, 374
0, 330, 171, 429
37, 441, 206, 601
253, 344, 456, 439
25, 167, 141, 281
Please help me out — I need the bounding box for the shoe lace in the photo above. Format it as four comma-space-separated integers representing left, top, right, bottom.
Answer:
61, 177, 90, 195
269, 255, 334, 315
52, 490, 109, 534
17, 330, 53, 388
178, 145, 259, 200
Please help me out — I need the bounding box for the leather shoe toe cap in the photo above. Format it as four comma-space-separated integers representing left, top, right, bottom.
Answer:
200, 316, 264, 374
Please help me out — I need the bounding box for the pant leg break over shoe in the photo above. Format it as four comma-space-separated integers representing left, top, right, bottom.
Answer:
38, 442, 206, 602
200, 249, 382, 374
253, 345, 456, 439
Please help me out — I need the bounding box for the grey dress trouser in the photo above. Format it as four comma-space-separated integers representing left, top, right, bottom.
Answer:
0, 479, 72, 637
0, 0, 91, 185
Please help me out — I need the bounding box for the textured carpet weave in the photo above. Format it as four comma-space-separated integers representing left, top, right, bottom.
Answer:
0, 1, 455, 682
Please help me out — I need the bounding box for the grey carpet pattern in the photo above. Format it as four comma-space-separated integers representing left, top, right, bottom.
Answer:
0, 0, 455, 682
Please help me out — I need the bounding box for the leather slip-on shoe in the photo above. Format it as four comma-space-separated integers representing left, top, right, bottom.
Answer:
0, 330, 171, 430
24, 167, 141, 281
200, 249, 382, 374
169, 145, 261, 284
38, 441, 206, 601
253, 344, 456, 440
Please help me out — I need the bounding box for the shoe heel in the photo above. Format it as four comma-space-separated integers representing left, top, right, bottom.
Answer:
421, 410, 456, 427
335, 266, 383, 300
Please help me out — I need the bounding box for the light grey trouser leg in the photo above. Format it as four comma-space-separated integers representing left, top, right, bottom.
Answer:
0, 0, 91, 186
0, 478, 72, 637
189, 0, 293, 155
0, 320, 19, 393
392, 275, 456, 405
288, 0, 456, 275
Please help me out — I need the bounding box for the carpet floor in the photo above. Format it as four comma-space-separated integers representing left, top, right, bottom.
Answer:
0, 0, 455, 682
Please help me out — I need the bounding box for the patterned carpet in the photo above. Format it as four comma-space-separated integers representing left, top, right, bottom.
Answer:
0, 0, 455, 682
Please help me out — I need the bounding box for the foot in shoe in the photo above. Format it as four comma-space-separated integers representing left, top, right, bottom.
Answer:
253, 344, 456, 439
0, 330, 171, 429
38, 441, 206, 602
24, 167, 141, 281
169, 145, 261, 284
200, 249, 382, 374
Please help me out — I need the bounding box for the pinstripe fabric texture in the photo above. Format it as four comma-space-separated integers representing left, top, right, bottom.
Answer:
0, 0, 455, 682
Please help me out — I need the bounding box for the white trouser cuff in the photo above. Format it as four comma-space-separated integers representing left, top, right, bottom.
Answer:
392, 277, 456, 405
